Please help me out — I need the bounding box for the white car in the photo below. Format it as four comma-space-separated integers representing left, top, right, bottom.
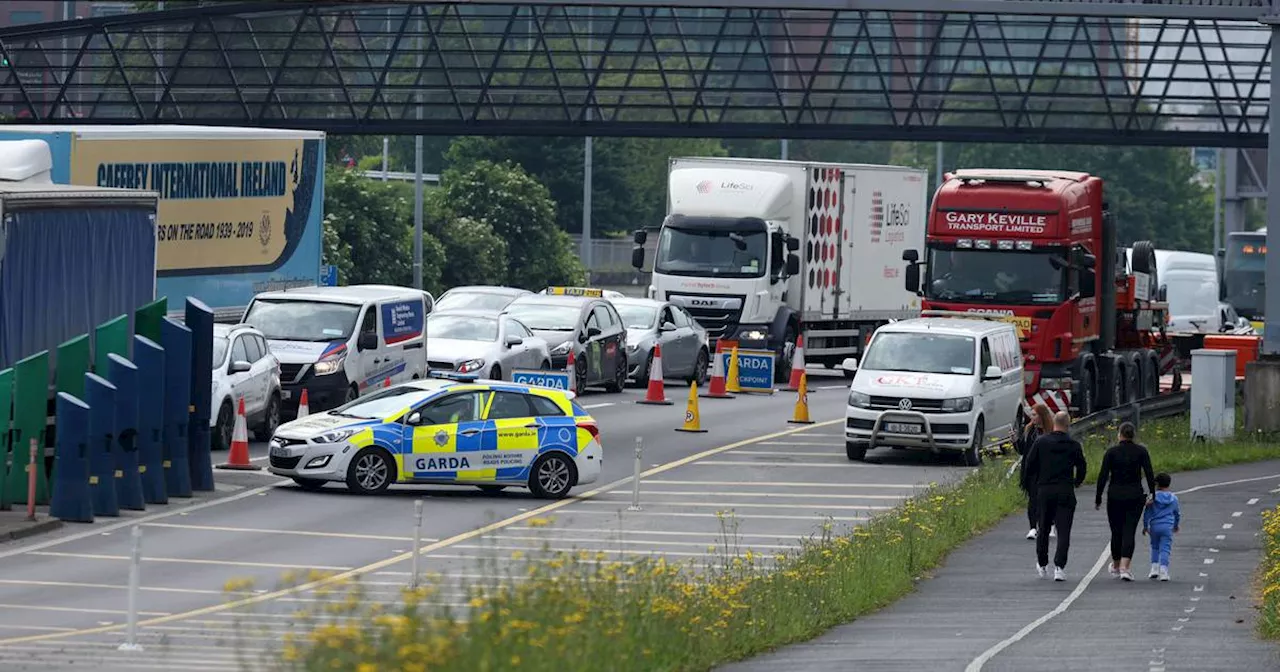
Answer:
435, 285, 533, 312
842, 318, 1024, 467
211, 324, 283, 450
425, 310, 552, 380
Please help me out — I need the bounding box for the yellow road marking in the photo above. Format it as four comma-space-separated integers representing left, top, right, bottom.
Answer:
0, 418, 841, 646
144, 522, 435, 543
26, 551, 352, 572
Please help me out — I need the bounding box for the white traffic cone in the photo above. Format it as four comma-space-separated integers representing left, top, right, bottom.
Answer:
297, 388, 310, 418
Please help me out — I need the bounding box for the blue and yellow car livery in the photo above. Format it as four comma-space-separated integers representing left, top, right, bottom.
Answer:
266, 375, 603, 498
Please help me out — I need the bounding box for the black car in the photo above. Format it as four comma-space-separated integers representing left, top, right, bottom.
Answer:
505, 294, 628, 395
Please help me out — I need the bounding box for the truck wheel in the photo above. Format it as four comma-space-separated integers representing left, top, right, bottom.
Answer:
1109, 361, 1125, 409
1077, 368, 1096, 417
964, 418, 985, 467
845, 441, 867, 462
774, 326, 797, 384
1130, 240, 1159, 290
1142, 351, 1161, 398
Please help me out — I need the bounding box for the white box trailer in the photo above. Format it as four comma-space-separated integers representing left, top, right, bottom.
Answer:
635, 156, 928, 381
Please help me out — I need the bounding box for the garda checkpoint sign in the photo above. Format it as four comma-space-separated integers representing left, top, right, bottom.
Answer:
511, 369, 571, 391
717, 347, 775, 394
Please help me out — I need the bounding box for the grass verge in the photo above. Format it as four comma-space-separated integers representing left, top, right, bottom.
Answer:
1259, 504, 1280, 639
268, 414, 1277, 671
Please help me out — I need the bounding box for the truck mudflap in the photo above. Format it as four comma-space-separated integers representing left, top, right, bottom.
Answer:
1022, 390, 1072, 416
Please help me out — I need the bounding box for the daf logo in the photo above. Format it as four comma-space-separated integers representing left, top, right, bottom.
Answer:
691, 299, 715, 307
898, 398, 912, 411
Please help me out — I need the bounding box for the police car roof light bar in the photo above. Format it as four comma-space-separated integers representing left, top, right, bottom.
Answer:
427, 370, 480, 382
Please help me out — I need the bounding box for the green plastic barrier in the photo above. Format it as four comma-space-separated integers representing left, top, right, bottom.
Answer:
94, 314, 130, 374
56, 334, 91, 399
0, 368, 12, 509
9, 352, 49, 504
135, 297, 168, 344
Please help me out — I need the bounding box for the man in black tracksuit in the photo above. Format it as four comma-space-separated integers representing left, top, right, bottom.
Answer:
1020, 411, 1087, 581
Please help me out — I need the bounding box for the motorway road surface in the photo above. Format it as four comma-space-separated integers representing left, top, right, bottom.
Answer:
0, 368, 978, 671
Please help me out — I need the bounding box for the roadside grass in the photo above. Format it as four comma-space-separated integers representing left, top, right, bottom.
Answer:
1261, 504, 1280, 639
259, 414, 1278, 671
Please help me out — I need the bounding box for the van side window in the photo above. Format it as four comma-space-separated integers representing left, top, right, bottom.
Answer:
980, 338, 993, 371
359, 308, 378, 337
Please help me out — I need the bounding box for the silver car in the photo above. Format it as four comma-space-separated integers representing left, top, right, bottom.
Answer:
425, 310, 552, 380
434, 286, 533, 313
612, 298, 709, 386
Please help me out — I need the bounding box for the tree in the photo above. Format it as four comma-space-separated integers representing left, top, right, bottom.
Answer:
437, 216, 509, 288
438, 160, 584, 288
323, 169, 445, 291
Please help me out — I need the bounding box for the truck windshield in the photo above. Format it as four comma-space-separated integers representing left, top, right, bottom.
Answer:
862, 332, 976, 376
926, 248, 1066, 305
243, 299, 362, 342
1224, 234, 1265, 273
654, 222, 767, 278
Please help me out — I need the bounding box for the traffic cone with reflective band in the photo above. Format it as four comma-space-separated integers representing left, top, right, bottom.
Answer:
675, 381, 707, 433
297, 388, 310, 418
701, 341, 735, 399
724, 346, 743, 394
566, 349, 577, 393
788, 372, 814, 425
217, 397, 261, 471
637, 344, 673, 405
786, 334, 807, 392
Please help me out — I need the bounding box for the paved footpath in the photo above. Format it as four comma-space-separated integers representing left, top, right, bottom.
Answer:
724, 459, 1280, 672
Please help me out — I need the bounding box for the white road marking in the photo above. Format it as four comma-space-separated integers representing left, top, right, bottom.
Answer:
1199, 572, 1209, 577
731, 450, 841, 456
646, 479, 921, 489
0, 603, 170, 617
562, 509, 869, 521
576, 499, 891, 511
0, 625, 76, 632
1248, 498, 1260, 505
1232, 511, 1243, 517
1209, 548, 1220, 553
0, 579, 225, 596
1171, 626, 1183, 632
1203, 558, 1215, 565
965, 472, 1280, 672
755, 441, 844, 447
1190, 596, 1200, 601
1215, 534, 1226, 540
452, 543, 706, 557
598, 489, 905, 500
505, 526, 809, 540
583, 402, 614, 409
144, 522, 437, 543
695, 460, 873, 468
26, 551, 352, 571
1177, 617, 1190, 623
1223, 523, 1234, 529
1184, 607, 1196, 614
484, 534, 800, 551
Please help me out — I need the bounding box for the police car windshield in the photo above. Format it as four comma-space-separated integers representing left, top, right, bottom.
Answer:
211, 337, 229, 367
428, 315, 499, 342
506, 304, 580, 331
435, 291, 516, 312
616, 305, 657, 329
244, 299, 362, 342
332, 387, 439, 419
862, 332, 976, 375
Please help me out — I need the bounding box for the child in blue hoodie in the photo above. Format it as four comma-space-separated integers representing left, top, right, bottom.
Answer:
1143, 472, 1181, 581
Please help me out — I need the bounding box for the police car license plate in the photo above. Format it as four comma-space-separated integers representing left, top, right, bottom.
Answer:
885, 422, 922, 434
270, 445, 288, 457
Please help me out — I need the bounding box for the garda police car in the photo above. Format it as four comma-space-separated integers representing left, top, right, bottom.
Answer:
267, 373, 603, 498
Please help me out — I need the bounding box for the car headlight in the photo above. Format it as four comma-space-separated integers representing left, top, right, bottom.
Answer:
550, 342, 572, 355
313, 428, 358, 444
848, 390, 871, 409
739, 329, 768, 342
459, 358, 485, 373
305, 455, 332, 469
313, 356, 345, 376
942, 397, 974, 412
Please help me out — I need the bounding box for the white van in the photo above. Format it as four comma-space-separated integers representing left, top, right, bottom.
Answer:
242, 285, 433, 419
1128, 248, 1220, 333
841, 318, 1024, 467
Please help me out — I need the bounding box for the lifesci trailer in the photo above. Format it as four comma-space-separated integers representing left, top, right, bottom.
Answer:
0, 125, 326, 320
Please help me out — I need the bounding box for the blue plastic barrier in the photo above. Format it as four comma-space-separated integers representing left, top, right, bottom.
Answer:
133, 336, 167, 505
107, 354, 145, 511
84, 373, 119, 517
161, 318, 193, 498
186, 298, 215, 492
49, 393, 93, 523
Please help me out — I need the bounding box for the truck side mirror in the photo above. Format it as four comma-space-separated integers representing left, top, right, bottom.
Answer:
631, 247, 645, 270
1080, 253, 1097, 269
1079, 269, 1097, 298
1215, 248, 1225, 258
786, 237, 800, 252
904, 263, 921, 294
633, 229, 647, 245
785, 254, 800, 276
1157, 284, 1168, 302
902, 249, 919, 263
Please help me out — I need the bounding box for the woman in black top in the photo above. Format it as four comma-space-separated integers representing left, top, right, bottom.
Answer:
1095, 421, 1156, 581
1018, 403, 1053, 539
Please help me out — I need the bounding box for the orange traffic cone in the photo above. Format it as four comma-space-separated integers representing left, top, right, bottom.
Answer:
788, 372, 814, 425
786, 335, 807, 391
297, 388, 310, 418
566, 349, 577, 393
636, 344, 673, 405
217, 397, 261, 470
701, 341, 735, 399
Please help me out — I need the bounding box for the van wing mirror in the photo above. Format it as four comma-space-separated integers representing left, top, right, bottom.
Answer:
229, 360, 252, 374
983, 365, 1002, 380
358, 332, 379, 351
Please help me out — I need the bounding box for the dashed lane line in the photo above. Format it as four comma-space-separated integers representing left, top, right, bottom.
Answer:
645, 479, 921, 489
25, 551, 352, 572
0, 418, 842, 646
694, 460, 876, 468
0, 604, 170, 617
574, 499, 892, 511
559, 509, 870, 521
595, 489, 905, 500
143, 522, 438, 543
0, 579, 228, 596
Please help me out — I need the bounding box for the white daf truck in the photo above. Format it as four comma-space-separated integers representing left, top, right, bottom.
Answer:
630, 157, 928, 381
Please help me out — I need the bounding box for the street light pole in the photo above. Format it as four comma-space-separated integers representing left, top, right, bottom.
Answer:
582, 9, 595, 276
412, 10, 424, 290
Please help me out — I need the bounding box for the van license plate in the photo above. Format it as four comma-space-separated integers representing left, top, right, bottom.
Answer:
885, 422, 922, 434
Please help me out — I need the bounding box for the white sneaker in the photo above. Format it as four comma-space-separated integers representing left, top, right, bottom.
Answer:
1120, 569, 1134, 582
1148, 563, 1160, 579
1053, 567, 1066, 582
1049, 526, 1057, 538
1026, 529, 1038, 540
1036, 564, 1047, 579
1159, 566, 1170, 582
1108, 563, 1120, 578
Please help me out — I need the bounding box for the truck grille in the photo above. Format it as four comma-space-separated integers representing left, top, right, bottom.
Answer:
679, 301, 744, 340
270, 455, 301, 470
868, 396, 945, 412
279, 363, 308, 383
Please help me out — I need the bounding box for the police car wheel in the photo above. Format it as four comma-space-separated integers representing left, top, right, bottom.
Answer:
529, 453, 577, 499
346, 448, 395, 494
